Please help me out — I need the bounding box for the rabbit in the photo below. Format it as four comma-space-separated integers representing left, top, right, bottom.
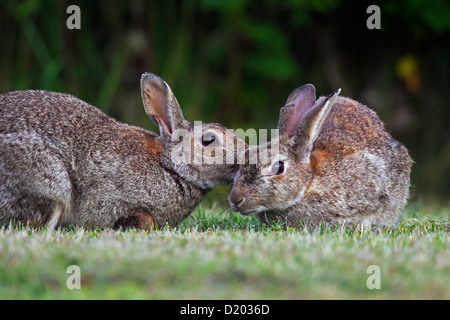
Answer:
0, 73, 242, 230
228, 84, 412, 230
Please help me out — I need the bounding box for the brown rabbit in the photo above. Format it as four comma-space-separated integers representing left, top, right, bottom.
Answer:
228, 84, 412, 230
0, 73, 241, 230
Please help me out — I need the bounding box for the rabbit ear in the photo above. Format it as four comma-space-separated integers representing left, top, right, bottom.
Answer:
140, 73, 185, 136
292, 88, 341, 158
278, 84, 316, 138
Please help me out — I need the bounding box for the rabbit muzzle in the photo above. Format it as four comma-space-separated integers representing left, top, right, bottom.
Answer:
228, 191, 245, 213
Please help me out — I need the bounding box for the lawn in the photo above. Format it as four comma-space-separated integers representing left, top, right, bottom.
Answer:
0, 202, 448, 300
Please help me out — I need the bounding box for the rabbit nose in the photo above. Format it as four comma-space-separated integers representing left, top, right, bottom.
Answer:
228, 192, 245, 212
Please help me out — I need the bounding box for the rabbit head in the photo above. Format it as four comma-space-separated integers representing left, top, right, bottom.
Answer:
228, 84, 340, 214
141, 73, 241, 189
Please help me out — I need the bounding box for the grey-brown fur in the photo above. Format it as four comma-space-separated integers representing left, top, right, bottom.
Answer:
229, 85, 412, 230
0, 73, 241, 230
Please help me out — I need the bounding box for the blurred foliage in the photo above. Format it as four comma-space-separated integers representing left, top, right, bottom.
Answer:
0, 0, 449, 201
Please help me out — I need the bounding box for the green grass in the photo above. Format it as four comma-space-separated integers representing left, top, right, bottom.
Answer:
0, 203, 448, 299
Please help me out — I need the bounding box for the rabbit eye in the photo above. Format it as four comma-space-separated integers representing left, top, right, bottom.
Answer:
275, 161, 285, 175
269, 161, 285, 176
202, 133, 216, 147
200, 129, 224, 148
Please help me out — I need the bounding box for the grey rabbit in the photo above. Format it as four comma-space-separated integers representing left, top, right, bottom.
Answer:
228, 84, 412, 230
0, 73, 242, 230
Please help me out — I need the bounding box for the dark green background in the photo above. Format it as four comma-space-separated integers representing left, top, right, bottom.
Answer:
1, 0, 449, 201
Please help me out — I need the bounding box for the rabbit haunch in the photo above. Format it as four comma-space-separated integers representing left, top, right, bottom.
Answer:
229, 84, 412, 230
0, 73, 241, 230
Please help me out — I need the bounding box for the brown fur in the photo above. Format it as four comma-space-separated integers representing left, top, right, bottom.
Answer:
229, 85, 412, 230
113, 211, 156, 231
0, 73, 243, 230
